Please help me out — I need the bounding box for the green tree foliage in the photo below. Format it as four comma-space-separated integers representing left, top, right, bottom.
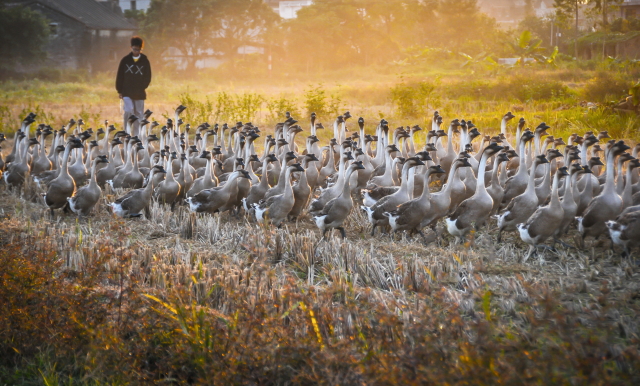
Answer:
281, 0, 503, 72
0, 5, 49, 68
142, 0, 278, 71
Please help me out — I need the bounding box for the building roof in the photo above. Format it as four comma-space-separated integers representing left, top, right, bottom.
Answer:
9, 0, 136, 30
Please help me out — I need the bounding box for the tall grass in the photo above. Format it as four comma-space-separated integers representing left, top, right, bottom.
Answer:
0, 189, 639, 384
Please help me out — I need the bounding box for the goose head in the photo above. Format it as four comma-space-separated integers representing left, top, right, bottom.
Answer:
618, 152, 635, 165
545, 148, 563, 162
534, 154, 549, 166
521, 130, 535, 144
455, 157, 473, 168
234, 157, 245, 170
304, 153, 320, 164
89, 140, 99, 150
483, 143, 504, 157
411, 125, 423, 135
597, 130, 610, 141
212, 146, 222, 156
535, 122, 550, 137
249, 154, 261, 163
569, 163, 583, 175
358, 117, 365, 130
175, 105, 187, 116
506, 149, 518, 159
96, 155, 109, 165
289, 163, 305, 173
343, 111, 352, 121
468, 128, 481, 142
343, 151, 355, 162
315, 123, 324, 130
405, 156, 425, 168
629, 158, 640, 171
351, 160, 365, 171
199, 150, 211, 160
386, 144, 399, 154
424, 143, 437, 152
127, 114, 138, 125
437, 129, 447, 137
497, 152, 510, 165
567, 151, 581, 164
308, 135, 320, 144
238, 169, 251, 179
557, 166, 569, 178
429, 164, 447, 176
266, 153, 278, 163
612, 141, 631, 157
584, 134, 598, 147
310, 112, 316, 125
517, 117, 526, 130
96, 128, 105, 137
436, 116, 443, 126
144, 109, 153, 119
503, 111, 516, 121
416, 151, 432, 162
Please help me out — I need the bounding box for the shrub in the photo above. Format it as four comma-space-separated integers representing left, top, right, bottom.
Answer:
266, 94, 300, 123
390, 77, 440, 118
303, 83, 342, 120
582, 71, 631, 103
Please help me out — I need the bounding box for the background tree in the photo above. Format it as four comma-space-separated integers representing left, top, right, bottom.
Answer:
142, 0, 219, 72
0, 4, 49, 69
210, 0, 279, 67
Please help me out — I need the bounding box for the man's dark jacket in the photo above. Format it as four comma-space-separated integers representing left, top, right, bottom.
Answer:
115, 53, 152, 100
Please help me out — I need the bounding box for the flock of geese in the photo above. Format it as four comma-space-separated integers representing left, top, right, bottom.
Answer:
2, 107, 640, 258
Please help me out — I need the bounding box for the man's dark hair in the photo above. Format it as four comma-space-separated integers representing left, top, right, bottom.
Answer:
131, 36, 144, 49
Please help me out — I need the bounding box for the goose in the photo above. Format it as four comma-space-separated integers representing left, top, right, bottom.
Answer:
507, 118, 527, 172
418, 157, 473, 232
319, 138, 338, 183
500, 130, 535, 209
607, 211, 640, 256
534, 148, 563, 205
253, 163, 305, 227
575, 162, 602, 216
154, 153, 182, 209
121, 143, 145, 189
111, 165, 166, 218
578, 141, 630, 243
186, 170, 250, 214
622, 159, 640, 209
110, 136, 139, 188
264, 152, 298, 201
304, 136, 321, 190
370, 120, 389, 169
446, 143, 504, 243
518, 166, 569, 261
497, 154, 549, 242
4, 134, 36, 190
362, 157, 425, 236
362, 184, 400, 207
6, 114, 36, 164
488, 152, 510, 215
31, 127, 53, 175
369, 144, 400, 187
43, 138, 84, 217
308, 150, 355, 215
175, 153, 194, 201
554, 163, 585, 244
243, 154, 279, 211
187, 151, 219, 198
313, 161, 366, 238
446, 151, 473, 214
33, 144, 67, 188
384, 164, 447, 241
68, 155, 109, 217
96, 138, 123, 187
290, 153, 319, 220
615, 152, 635, 196
499, 111, 516, 150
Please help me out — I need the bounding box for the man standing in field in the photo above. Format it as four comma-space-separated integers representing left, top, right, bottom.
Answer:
116, 36, 151, 136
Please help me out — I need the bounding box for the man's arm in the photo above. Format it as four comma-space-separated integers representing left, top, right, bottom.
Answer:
115, 58, 125, 96
142, 56, 152, 89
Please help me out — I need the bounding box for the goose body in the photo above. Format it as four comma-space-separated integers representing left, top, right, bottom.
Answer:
313, 162, 365, 238
68, 156, 108, 216
186, 170, 250, 213
446, 143, 503, 242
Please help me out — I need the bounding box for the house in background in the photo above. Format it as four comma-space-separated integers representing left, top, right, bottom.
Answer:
620, 0, 640, 19
7, 0, 137, 72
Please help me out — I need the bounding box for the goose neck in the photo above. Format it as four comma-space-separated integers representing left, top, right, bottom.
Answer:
476, 153, 489, 193
603, 151, 616, 194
